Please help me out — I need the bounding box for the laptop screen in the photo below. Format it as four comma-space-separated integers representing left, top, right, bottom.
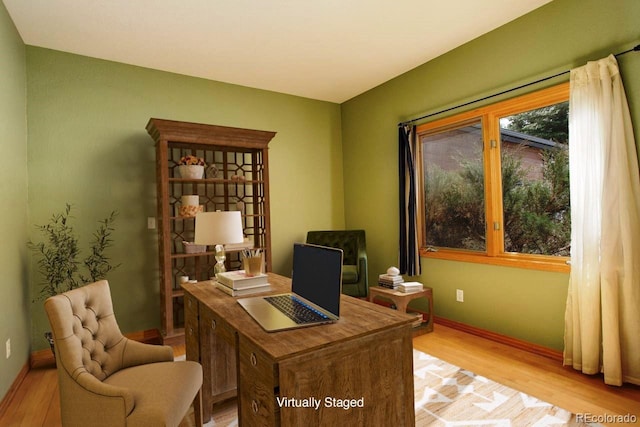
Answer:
291, 243, 343, 317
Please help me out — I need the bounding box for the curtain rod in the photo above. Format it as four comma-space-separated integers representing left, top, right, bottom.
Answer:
398, 44, 640, 128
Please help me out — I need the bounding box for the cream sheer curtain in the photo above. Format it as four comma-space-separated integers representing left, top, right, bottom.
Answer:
564, 55, 640, 386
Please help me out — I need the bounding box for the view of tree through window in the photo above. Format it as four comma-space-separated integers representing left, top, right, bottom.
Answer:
500, 101, 570, 256
422, 120, 486, 251
418, 84, 571, 267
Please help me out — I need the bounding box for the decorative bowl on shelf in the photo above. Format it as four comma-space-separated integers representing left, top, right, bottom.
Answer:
177, 164, 204, 179
182, 241, 207, 254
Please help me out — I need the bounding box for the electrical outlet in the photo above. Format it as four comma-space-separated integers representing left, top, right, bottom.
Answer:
147, 217, 156, 229
456, 289, 464, 302
5, 338, 10, 359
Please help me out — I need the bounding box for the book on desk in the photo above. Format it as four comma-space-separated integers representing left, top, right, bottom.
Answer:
215, 281, 271, 296
216, 270, 269, 288
215, 270, 271, 296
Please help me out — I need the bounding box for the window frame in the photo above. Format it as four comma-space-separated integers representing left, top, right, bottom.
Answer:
416, 82, 570, 273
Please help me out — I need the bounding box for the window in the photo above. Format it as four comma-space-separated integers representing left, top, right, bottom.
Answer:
417, 83, 570, 272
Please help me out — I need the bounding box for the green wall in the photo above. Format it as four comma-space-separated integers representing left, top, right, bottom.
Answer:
0, 2, 29, 400
26, 48, 344, 350
341, 0, 640, 350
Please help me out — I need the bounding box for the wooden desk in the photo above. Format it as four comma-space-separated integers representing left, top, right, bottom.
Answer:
183, 273, 415, 426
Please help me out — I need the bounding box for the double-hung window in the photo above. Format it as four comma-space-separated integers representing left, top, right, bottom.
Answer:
416, 83, 570, 272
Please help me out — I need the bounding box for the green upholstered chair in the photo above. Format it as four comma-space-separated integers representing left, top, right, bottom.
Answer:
44, 280, 203, 427
306, 230, 369, 298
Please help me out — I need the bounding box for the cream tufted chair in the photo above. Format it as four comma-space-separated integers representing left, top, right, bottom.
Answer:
44, 280, 203, 427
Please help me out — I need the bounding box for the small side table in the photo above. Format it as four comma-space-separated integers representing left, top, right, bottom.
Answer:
368, 286, 433, 333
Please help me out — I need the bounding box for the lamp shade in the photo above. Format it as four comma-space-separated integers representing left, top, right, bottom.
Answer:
194, 211, 244, 245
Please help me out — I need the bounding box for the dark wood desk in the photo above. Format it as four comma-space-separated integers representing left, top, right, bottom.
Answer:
183, 273, 415, 426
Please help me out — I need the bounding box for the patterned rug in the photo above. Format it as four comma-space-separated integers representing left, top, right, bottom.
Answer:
179, 350, 595, 426
413, 350, 595, 426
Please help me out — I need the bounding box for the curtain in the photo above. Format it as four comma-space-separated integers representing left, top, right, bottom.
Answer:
564, 54, 640, 386
398, 125, 421, 276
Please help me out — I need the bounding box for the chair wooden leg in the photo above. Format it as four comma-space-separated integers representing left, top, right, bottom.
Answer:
193, 389, 203, 427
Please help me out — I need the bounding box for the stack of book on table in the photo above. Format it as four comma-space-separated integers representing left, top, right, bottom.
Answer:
378, 273, 404, 290
215, 270, 271, 296
397, 282, 423, 293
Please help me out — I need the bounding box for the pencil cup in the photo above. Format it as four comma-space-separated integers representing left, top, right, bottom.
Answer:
243, 253, 264, 277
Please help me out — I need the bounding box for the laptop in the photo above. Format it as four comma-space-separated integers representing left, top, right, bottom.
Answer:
237, 243, 343, 332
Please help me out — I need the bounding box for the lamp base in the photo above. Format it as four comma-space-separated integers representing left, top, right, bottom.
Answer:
214, 261, 226, 277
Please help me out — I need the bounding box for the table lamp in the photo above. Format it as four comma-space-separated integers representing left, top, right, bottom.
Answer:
194, 211, 244, 277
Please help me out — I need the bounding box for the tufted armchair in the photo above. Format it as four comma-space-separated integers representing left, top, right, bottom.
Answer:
306, 230, 369, 298
44, 280, 203, 427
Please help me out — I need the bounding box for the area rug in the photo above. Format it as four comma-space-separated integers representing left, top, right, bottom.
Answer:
413, 350, 595, 426
179, 350, 595, 426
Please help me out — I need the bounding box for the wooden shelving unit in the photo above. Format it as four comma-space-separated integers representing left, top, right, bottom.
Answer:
147, 118, 276, 345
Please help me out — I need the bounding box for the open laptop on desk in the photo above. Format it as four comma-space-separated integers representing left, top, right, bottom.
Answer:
237, 243, 343, 332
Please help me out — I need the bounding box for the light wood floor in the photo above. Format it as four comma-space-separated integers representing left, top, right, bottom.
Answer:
413, 325, 640, 424
1, 325, 638, 426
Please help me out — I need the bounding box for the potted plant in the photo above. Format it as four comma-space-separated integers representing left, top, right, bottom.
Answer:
177, 155, 206, 179
28, 204, 120, 354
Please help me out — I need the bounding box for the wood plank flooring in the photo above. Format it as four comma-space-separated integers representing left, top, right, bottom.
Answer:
1, 325, 638, 426
412, 325, 640, 424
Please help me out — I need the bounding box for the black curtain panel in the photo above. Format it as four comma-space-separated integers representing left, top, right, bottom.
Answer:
398, 125, 421, 276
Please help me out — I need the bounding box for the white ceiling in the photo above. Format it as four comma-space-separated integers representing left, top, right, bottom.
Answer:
3, 0, 552, 103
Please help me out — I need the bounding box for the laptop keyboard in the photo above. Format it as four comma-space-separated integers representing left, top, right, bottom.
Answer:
265, 295, 330, 324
